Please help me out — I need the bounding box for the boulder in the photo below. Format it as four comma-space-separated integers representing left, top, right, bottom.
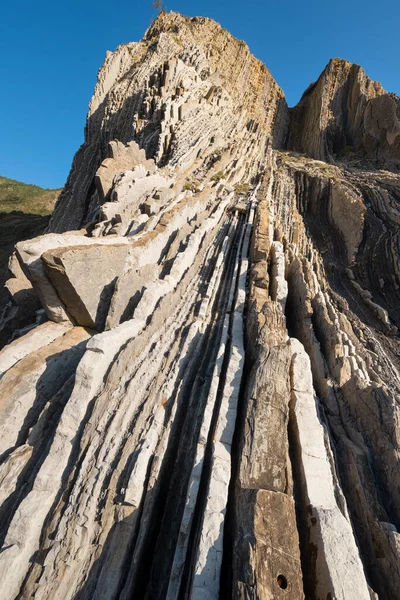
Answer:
42, 243, 130, 330
16, 233, 130, 325
15, 232, 88, 324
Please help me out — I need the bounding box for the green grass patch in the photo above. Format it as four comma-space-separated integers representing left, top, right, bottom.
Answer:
0, 176, 60, 216
211, 171, 225, 182
183, 181, 199, 193
338, 145, 354, 158
234, 183, 249, 194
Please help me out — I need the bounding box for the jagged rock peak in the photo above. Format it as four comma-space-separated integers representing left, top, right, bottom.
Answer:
288, 56, 400, 167
50, 11, 288, 233
50, 14, 400, 234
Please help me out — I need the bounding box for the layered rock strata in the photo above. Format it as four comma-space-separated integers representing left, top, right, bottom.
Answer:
49, 11, 287, 233
288, 58, 400, 168
0, 11, 400, 600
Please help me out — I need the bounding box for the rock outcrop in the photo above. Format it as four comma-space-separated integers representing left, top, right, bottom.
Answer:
288, 58, 400, 168
49, 12, 288, 233
0, 11, 400, 600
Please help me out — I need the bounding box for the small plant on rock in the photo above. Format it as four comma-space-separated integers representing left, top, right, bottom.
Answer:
183, 181, 199, 193
338, 145, 355, 159
234, 183, 249, 194
211, 171, 225, 182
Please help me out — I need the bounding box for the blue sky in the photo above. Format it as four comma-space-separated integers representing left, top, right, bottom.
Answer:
1, 0, 399, 189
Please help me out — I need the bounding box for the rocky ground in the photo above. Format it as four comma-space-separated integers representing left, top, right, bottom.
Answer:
0, 11, 399, 600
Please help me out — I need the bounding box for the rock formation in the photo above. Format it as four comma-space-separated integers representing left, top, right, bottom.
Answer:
0, 177, 60, 348
287, 58, 400, 168
0, 11, 400, 600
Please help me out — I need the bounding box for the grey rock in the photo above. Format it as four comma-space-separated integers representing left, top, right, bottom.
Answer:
42, 243, 129, 330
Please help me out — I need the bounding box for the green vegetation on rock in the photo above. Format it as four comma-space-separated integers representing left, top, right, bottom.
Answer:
0, 176, 60, 216
0, 176, 61, 334
211, 171, 225, 182
234, 183, 249, 194
183, 180, 199, 193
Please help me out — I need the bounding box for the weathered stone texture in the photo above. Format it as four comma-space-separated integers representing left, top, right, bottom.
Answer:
0, 11, 399, 600
287, 58, 400, 169
42, 243, 129, 330
234, 489, 304, 599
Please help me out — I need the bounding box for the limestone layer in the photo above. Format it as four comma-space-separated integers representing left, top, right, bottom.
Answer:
1, 11, 400, 600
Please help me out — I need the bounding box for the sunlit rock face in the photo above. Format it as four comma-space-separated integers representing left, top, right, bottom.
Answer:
0, 11, 400, 600
287, 57, 400, 168
49, 11, 288, 234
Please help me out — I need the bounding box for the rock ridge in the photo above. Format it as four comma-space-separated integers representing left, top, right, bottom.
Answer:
0, 10, 399, 600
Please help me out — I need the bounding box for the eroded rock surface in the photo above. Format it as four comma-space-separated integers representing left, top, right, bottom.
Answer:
0, 10, 399, 600
42, 243, 130, 330
287, 57, 400, 169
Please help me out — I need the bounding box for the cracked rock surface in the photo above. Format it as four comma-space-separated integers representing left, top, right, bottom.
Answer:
0, 11, 400, 600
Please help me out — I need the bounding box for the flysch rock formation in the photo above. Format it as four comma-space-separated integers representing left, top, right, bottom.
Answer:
0, 10, 400, 600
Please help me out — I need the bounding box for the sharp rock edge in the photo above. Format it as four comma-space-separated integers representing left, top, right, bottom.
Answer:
1, 10, 400, 600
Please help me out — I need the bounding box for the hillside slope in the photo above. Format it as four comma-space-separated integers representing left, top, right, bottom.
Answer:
0, 177, 60, 347
0, 175, 60, 215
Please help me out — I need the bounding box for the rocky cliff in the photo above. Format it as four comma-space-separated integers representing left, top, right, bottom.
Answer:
1, 11, 400, 600
287, 58, 400, 168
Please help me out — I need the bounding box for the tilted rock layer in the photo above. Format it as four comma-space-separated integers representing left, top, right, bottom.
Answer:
1, 11, 400, 600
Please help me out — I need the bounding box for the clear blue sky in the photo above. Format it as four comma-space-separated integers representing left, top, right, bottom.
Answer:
1, 0, 399, 189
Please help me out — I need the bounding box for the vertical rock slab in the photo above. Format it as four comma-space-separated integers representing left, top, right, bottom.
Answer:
238, 341, 292, 493
233, 330, 304, 599
329, 181, 366, 263
289, 338, 371, 600
270, 241, 288, 312
235, 489, 304, 599
232, 176, 304, 599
